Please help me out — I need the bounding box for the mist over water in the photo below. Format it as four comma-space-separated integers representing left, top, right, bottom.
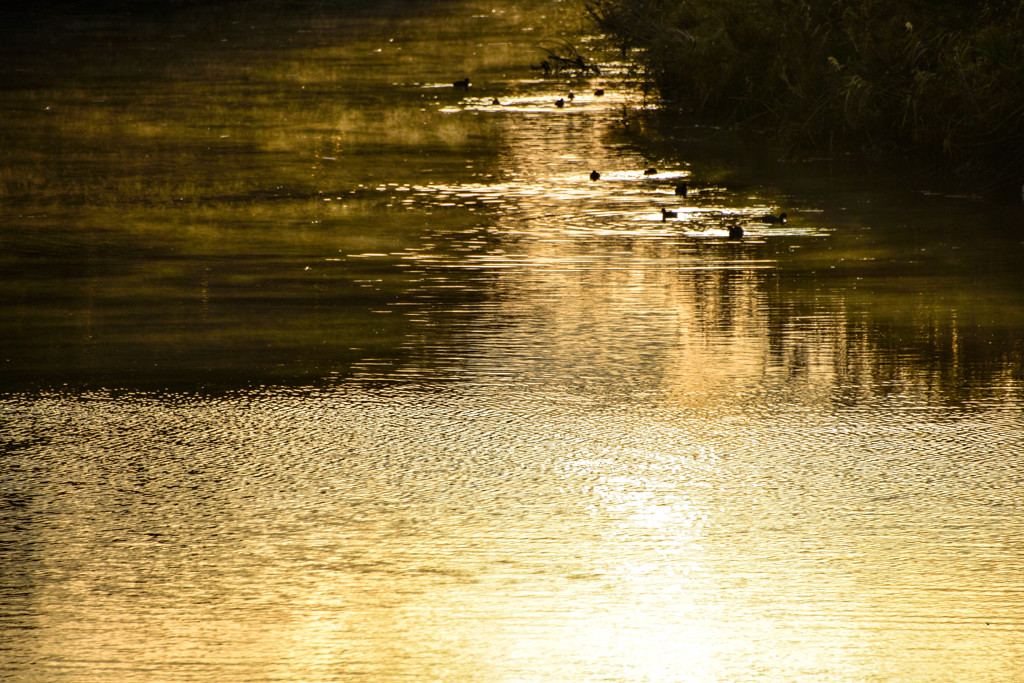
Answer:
2, 1, 1024, 681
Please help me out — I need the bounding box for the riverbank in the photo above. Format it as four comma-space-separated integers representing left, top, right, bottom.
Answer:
586, 0, 1024, 198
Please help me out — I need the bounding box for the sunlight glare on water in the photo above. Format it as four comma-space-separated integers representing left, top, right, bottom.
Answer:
4, 382, 1024, 681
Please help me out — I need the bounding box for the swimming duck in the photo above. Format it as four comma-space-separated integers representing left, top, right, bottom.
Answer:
661, 208, 677, 221
644, 167, 658, 175
491, 98, 501, 105
453, 77, 470, 89
568, 91, 575, 101
556, 98, 565, 108
674, 182, 688, 196
590, 170, 601, 181
758, 212, 787, 223
594, 88, 605, 96
728, 224, 744, 239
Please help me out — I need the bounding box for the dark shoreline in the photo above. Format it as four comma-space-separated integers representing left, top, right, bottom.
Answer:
586, 0, 1024, 198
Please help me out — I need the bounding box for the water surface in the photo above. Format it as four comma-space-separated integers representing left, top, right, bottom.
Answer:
2, 1, 1024, 681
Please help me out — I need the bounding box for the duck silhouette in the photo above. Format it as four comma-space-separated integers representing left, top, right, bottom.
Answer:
674, 182, 688, 196
590, 170, 601, 181
594, 88, 605, 96
568, 91, 575, 101
661, 208, 677, 221
728, 224, 744, 239
453, 77, 470, 89
758, 212, 787, 223
555, 98, 565, 108
491, 98, 500, 105
644, 167, 658, 175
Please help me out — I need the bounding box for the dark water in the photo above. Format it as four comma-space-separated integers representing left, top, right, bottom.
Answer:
2, 1, 1024, 681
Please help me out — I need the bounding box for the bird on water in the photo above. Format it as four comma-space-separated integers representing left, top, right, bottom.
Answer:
453, 77, 470, 89
644, 167, 658, 175
556, 98, 565, 108
674, 182, 688, 196
728, 224, 744, 240
661, 208, 678, 221
758, 212, 787, 223
590, 170, 601, 181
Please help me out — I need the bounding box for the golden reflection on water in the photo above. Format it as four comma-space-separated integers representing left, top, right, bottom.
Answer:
5, 385, 1024, 681
2, 0, 1024, 681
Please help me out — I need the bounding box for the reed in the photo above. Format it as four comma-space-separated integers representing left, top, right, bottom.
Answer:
587, 0, 1024, 190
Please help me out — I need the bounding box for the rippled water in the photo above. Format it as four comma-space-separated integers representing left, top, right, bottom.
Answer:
2, 1, 1024, 681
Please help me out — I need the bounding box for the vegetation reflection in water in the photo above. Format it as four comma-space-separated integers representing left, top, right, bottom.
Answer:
1, 1, 1024, 682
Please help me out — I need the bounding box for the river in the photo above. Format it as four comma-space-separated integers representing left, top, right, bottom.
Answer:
2, 1, 1024, 681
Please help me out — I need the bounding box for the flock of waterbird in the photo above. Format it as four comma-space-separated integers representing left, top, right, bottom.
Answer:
454, 76, 603, 109
589, 167, 787, 240
453, 76, 787, 240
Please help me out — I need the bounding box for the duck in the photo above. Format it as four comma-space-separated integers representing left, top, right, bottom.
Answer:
491, 98, 501, 105
568, 91, 575, 101
590, 170, 601, 181
532, 60, 552, 75
555, 98, 565, 108
728, 224, 744, 240
644, 167, 658, 175
674, 182, 688, 196
661, 208, 678, 221
757, 212, 787, 223
453, 77, 470, 89
594, 88, 605, 96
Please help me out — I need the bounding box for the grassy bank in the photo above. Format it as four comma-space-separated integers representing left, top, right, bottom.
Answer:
587, 0, 1024, 193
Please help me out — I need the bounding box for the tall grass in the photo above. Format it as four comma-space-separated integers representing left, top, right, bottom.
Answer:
587, 0, 1024, 189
